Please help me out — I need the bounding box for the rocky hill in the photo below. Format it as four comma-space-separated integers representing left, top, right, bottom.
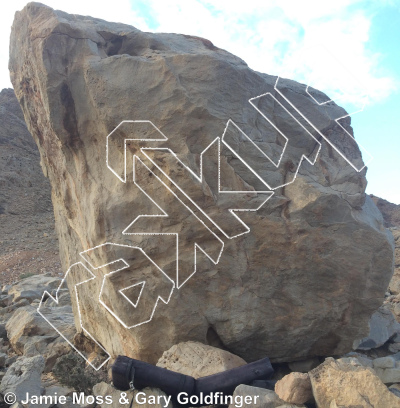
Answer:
370, 195, 400, 228
0, 88, 62, 285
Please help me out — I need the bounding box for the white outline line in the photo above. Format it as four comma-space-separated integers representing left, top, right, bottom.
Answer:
275, 77, 373, 171
80, 242, 175, 329
106, 120, 167, 183
37, 262, 111, 371
125, 156, 225, 289
141, 136, 274, 239
221, 116, 321, 191
120, 281, 145, 308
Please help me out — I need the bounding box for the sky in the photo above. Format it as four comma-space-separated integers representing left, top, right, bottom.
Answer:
0, 0, 399, 204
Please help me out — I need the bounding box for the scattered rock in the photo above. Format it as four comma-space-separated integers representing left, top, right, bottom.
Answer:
93, 382, 172, 408
0, 323, 7, 340
343, 352, 373, 368
5, 304, 74, 358
0, 353, 6, 367
389, 383, 400, 398
353, 306, 400, 350
229, 384, 296, 408
274, 372, 313, 405
0, 295, 12, 308
157, 341, 246, 378
390, 343, 400, 353
42, 342, 71, 372
0, 355, 45, 406
373, 356, 396, 369
309, 357, 400, 407
374, 367, 400, 384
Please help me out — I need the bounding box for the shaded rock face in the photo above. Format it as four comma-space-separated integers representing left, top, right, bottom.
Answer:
9, 2, 394, 363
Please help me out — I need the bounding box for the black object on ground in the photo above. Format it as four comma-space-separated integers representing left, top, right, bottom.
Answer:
249, 379, 277, 390
112, 355, 274, 407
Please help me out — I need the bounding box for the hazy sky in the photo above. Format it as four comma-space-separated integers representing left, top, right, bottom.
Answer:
1, 0, 399, 203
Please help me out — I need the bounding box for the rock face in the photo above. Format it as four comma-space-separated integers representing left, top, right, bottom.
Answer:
9, 2, 395, 363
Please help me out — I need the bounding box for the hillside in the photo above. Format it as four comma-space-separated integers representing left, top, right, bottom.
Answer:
0, 88, 62, 285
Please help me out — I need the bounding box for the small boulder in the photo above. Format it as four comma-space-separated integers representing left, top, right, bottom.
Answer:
343, 352, 373, 368
373, 356, 395, 369
274, 372, 313, 405
6, 305, 74, 354
156, 341, 246, 378
353, 307, 400, 350
309, 357, 400, 407
374, 367, 400, 384
8, 275, 61, 303
229, 385, 296, 408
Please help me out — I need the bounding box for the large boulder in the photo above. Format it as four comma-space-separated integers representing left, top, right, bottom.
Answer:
9, 2, 394, 363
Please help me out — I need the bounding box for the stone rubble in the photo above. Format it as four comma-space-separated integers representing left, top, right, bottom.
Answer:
0, 265, 400, 406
